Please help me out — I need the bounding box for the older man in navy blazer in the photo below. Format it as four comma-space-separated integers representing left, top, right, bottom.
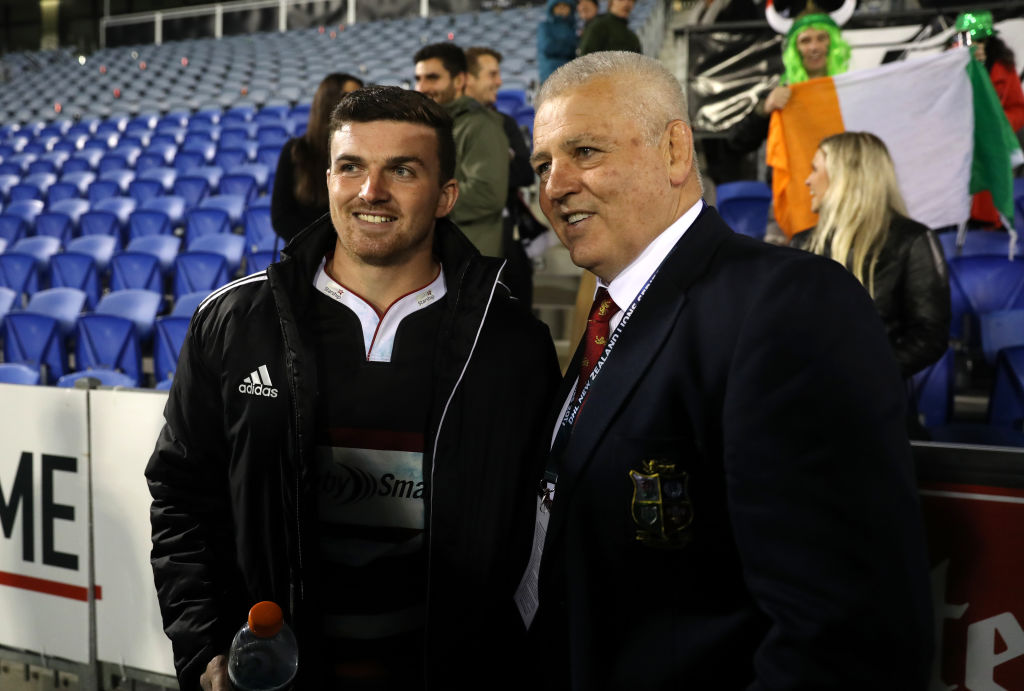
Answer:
516, 52, 933, 689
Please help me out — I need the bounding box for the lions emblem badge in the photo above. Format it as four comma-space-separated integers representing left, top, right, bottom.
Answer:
629, 459, 693, 549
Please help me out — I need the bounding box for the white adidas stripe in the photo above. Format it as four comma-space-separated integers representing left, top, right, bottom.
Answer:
197, 271, 268, 313
258, 364, 272, 386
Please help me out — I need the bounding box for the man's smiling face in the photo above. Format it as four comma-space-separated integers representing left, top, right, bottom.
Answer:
327, 120, 456, 268
532, 77, 680, 282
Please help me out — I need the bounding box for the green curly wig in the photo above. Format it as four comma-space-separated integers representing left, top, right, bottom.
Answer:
781, 14, 852, 85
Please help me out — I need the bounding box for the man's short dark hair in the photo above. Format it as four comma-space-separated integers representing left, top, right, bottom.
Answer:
465, 46, 503, 76
413, 43, 467, 78
328, 85, 456, 184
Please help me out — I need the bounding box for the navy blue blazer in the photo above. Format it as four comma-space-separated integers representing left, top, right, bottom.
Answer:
532, 205, 933, 690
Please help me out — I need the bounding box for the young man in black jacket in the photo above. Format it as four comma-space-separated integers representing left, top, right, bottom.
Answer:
146, 86, 559, 691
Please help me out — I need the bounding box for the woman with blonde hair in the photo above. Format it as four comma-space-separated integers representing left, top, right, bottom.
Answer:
797, 131, 950, 378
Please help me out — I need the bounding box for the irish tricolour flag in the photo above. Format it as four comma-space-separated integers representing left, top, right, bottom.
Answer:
766, 48, 1021, 238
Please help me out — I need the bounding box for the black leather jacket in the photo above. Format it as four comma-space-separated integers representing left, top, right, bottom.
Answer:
793, 214, 950, 377
146, 216, 559, 690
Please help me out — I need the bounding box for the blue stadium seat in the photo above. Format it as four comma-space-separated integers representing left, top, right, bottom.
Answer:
219, 174, 257, 204
214, 148, 249, 171
174, 251, 229, 298
9, 236, 61, 275
56, 369, 137, 388
74, 313, 142, 385
143, 195, 186, 227
10, 172, 57, 202
126, 234, 182, 273
180, 138, 216, 164
257, 144, 283, 168
990, 345, 1024, 428
716, 181, 773, 241
189, 233, 245, 274
36, 198, 90, 243
0, 174, 21, 202
127, 178, 164, 204
95, 288, 162, 342
244, 249, 277, 274
66, 234, 117, 272
980, 309, 1024, 365
256, 125, 289, 147
244, 205, 277, 253
199, 194, 245, 227
948, 256, 1024, 341
53, 170, 97, 199
138, 165, 177, 192
2, 312, 66, 384
49, 252, 100, 309
137, 142, 177, 172
0, 363, 41, 386
68, 148, 104, 171
171, 289, 211, 317
0, 285, 17, 322
173, 150, 206, 173
185, 207, 231, 242
495, 89, 527, 116
110, 252, 163, 293
98, 167, 135, 194
173, 176, 211, 210
87, 179, 122, 204
188, 165, 225, 192
219, 127, 254, 150
25, 287, 87, 335
230, 162, 270, 192
128, 209, 173, 240
0, 253, 40, 300
154, 315, 190, 384
938, 230, 1021, 259
0, 199, 45, 242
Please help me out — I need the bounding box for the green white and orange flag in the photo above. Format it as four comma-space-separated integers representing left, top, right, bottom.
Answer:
766, 48, 1021, 238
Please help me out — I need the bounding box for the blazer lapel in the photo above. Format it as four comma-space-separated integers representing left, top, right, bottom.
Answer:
543, 206, 735, 546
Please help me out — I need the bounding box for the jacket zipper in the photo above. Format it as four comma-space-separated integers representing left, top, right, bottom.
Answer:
424, 260, 506, 682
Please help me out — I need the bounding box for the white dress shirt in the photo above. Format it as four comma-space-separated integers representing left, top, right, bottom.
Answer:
552, 198, 705, 444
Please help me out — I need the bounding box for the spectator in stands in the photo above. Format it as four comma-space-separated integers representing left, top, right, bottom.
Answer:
576, 0, 598, 29
727, 2, 852, 154
952, 10, 1024, 228
524, 51, 933, 689
466, 45, 538, 306
270, 73, 363, 243
578, 0, 641, 55
146, 86, 559, 691
414, 43, 510, 257
794, 132, 950, 379
538, 0, 578, 84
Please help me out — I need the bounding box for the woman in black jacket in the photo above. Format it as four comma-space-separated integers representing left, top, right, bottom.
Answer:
796, 131, 950, 378
270, 73, 363, 242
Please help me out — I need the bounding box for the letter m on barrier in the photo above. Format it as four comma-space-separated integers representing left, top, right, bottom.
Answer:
0, 452, 33, 562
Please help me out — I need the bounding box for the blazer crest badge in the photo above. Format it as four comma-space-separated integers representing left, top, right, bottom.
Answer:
629, 459, 693, 549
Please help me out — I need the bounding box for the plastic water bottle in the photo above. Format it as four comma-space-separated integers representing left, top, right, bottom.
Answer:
227, 601, 299, 691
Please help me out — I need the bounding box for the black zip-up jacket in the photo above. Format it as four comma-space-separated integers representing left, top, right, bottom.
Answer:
792, 214, 951, 377
146, 215, 560, 690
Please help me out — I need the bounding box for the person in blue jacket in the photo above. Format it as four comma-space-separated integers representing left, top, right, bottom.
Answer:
538, 0, 577, 85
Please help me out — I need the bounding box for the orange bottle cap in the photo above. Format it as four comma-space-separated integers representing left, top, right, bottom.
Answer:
248, 601, 283, 638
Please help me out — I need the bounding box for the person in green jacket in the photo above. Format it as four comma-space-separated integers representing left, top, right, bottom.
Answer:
578, 0, 641, 55
414, 43, 509, 257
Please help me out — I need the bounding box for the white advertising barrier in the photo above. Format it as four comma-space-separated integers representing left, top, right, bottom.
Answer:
91, 388, 175, 676
0, 384, 90, 663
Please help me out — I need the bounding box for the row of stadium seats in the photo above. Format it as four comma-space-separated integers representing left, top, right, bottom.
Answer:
0, 286, 207, 389
0, 1, 657, 124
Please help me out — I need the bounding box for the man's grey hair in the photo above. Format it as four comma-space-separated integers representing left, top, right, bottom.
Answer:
536, 51, 689, 146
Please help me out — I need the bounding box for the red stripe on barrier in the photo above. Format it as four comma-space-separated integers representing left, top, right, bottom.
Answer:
0, 570, 102, 602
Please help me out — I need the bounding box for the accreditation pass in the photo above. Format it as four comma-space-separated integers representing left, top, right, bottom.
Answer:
515, 483, 554, 628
